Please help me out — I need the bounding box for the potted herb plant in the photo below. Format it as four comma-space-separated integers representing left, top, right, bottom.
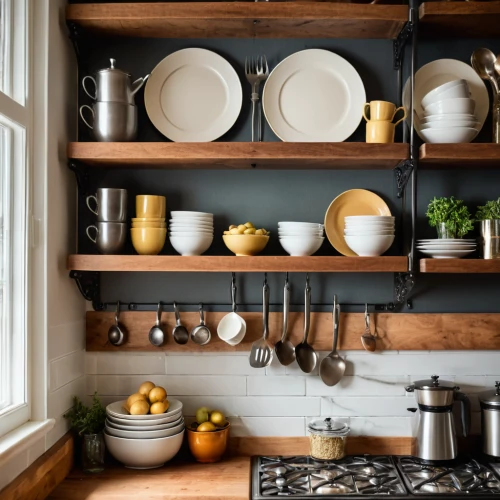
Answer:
476, 197, 500, 259
426, 196, 473, 239
65, 393, 106, 473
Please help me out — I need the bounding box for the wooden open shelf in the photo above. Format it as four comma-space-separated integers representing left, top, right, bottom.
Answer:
420, 259, 500, 274
419, 1, 500, 38
67, 255, 408, 273
419, 144, 500, 170
66, 2, 408, 39
68, 142, 408, 170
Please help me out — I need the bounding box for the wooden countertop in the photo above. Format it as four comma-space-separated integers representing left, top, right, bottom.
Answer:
48, 456, 251, 500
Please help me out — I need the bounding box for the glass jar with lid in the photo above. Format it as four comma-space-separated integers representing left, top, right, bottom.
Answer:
308, 418, 350, 460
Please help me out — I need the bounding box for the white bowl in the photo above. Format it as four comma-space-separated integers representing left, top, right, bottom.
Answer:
106, 416, 184, 431
278, 222, 323, 229
420, 127, 478, 144
421, 113, 477, 124
344, 216, 394, 222
104, 430, 184, 469
169, 217, 213, 224
278, 230, 323, 237
421, 84, 470, 109
345, 230, 394, 236
344, 235, 395, 257
421, 79, 468, 109
107, 411, 182, 427
279, 237, 324, 257
169, 231, 214, 236
169, 234, 213, 256
105, 420, 185, 440
421, 120, 480, 130
169, 221, 213, 227
170, 211, 213, 218
424, 98, 475, 116
107, 399, 183, 420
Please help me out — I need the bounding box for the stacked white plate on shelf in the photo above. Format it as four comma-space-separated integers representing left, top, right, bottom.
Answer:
278, 222, 324, 256
104, 399, 185, 469
169, 211, 214, 256
344, 216, 395, 257
417, 239, 477, 259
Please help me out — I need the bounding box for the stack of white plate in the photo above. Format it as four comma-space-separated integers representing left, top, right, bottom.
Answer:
169, 211, 214, 256
278, 222, 324, 256
104, 398, 185, 469
419, 80, 479, 144
417, 239, 477, 259
344, 216, 395, 256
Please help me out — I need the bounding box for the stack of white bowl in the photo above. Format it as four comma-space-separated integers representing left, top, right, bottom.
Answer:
104, 398, 185, 469
278, 222, 325, 256
419, 79, 479, 144
169, 211, 214, 256
344, 216, 395, 256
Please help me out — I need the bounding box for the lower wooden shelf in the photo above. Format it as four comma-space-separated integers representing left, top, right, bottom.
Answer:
420, 259, 500, 273
67, 255, 408, 273
419, 144, 500, 169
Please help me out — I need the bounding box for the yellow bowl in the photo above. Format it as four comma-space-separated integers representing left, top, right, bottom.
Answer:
132, 221, 167, 228
136, 195, 166, 219
187, 424, 230, 463
131, 228, 167, 255
223, 234, 269, 256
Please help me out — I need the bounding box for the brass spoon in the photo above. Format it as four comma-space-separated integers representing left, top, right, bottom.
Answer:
361, 304, 376, 352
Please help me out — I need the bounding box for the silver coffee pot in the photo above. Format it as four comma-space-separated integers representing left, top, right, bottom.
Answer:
479, 381, 500, 457
406, 375, 471, 461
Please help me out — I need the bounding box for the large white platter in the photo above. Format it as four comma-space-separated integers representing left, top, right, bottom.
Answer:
263, 49, 366, 142
145, 48, 242, 142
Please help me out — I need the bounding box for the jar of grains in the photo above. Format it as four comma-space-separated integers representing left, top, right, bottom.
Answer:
308, 418, 350, 460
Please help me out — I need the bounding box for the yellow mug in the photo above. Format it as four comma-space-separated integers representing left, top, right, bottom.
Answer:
363, 101, 407, 123
136, 195, 166, 219
366, 120, 397, 144
130, 227, 167, 255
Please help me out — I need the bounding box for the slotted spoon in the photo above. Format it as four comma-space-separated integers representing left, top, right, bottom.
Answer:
249, 279, 273, 368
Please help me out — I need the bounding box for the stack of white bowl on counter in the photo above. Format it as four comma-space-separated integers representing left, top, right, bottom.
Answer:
169, 211, 214, 256
417, 239, 477, 259
344, 216, 395, 256
419, 79, 480, 144
278, 221, 325, 256
104, 398, 185, 469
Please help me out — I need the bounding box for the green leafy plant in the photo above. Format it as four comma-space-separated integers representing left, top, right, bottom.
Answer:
476, 198, 500, 221
64, 393, 106, 436
426, 196, 473, 238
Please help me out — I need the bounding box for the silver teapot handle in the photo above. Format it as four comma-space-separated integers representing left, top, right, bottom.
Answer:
79, 105, 94, 130
82, 75, 97, 100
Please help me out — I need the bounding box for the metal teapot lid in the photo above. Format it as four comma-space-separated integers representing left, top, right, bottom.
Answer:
98, 58, 130, 76
308, 418, 349, 437
412, 375, 457, 391
479, 381, 500, 406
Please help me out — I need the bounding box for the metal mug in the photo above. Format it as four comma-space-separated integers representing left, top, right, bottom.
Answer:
479, 219, 500, 259
86, 188, 128, 222
86, 222, 127, 255
79, 102, 137, 142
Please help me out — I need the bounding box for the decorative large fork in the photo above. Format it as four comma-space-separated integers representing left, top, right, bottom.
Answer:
245, 55, 269, 142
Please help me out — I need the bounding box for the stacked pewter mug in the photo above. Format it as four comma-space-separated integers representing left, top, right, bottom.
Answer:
86, 189, 128, 254
79, 58, 149, 141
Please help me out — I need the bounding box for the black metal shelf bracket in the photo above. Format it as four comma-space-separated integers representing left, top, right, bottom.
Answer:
393, 20, 413, 71
394, 272, 415, 306
70, 270, 104, 311
68, 160, 89, 195
395, 159, 414, 199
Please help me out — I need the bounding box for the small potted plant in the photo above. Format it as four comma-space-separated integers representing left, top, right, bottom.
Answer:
65, 393, 106, 474
475, 197, 500, 259
426, 196, 473, 239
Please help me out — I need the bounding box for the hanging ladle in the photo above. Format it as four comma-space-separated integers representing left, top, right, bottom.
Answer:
275, 273, 296, 366
361, 303, 376, 352
172, 301, 189, 345
295, 274, 318, 374
148, 302, 165, 347
108, 301, 126, 346
190, 303, 212, 346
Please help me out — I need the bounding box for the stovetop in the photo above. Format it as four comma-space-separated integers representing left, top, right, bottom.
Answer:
251, 455, 500, 499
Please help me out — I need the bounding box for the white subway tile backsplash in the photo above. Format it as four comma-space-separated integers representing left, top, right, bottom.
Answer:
49, 350, 84, 392
248, 377, 305, 396
166, 355, 263, 376
229, 417, 306, 437
95, 353, 165, 375
47, 376, 85, 419
321, 396, 410, 417
305, 416, 414, 437
89, 375, 168, 396
48, 320, 85, 362
306, 376, 409, 397
85, 353, 97, 375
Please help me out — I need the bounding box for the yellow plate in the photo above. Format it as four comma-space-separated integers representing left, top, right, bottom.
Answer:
324, 189, 391, 256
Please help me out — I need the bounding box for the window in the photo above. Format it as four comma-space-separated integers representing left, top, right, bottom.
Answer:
0, 0, 30, 438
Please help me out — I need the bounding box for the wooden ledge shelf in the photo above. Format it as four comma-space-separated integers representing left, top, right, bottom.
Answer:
68, 142, 409, 170
67, 255, 408, 273
420, 259, 500, 274
66, 3, 408, 39
419, 1, 500, 38
419, 144, 500, 169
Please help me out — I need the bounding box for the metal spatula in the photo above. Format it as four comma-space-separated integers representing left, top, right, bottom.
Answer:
249, 278, 273, 368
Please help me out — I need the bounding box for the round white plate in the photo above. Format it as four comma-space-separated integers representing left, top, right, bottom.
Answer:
105, 421, 185, 440
171, 211, 213, 218
417, 239, 476, 245
106, 416, 183, 431
263, 49, 366, 142
107, 410, 182, 427
107, 398, 182, 420
145, 48, 242, 142
418, 248, 476, 258
403, 59, 488, 141
418, 245, 476, 251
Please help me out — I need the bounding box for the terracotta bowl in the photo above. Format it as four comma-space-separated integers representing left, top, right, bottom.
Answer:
187, 423, 230, 463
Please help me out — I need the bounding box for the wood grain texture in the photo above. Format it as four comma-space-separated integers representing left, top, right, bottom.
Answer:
68, 142, 409, 170
67, 255, 408, 273
419, 1, 500, 38
420, 259, 500, 273
0, 433, 74, 500
86, 311, 500, 352
419, 144, 500, 169
66, 3, 408, 39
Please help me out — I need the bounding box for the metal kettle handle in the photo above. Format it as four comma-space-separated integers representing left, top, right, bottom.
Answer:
454, 391, 471, 438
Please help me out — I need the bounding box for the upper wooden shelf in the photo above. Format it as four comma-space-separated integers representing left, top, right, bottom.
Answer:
419, 144, 500, 170
67, 255, 408, 273
420, 259, 500, 274
66, 2, 408, 39
68, 142, 408, 170
419, 1, 500, 38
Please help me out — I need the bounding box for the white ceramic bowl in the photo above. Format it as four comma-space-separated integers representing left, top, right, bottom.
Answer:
169, 221, 213, 227
279, 237, 324, 257
344, 235, 395, 257
106, 416, 184, 431
278, 222, 323, 229
170, 211, 213, 218
421, 84, 470, 109
420, 127, 478, 144
278, 230, 323, 237
169, 231, 214, 236
169, 217, 213, 224
105, 420, 185, 440
217, 312, 246, 346
345, 229, 394, 236
107, 412, 182, 427
107, 399, 183, 420
424, 98, 475, 116
169, 234, 213, 256
344, 216, 394, 222
104, 429, 184, 469
421, 113, 477, 124
421, 79, 468, 109
420, 120, 480, 130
